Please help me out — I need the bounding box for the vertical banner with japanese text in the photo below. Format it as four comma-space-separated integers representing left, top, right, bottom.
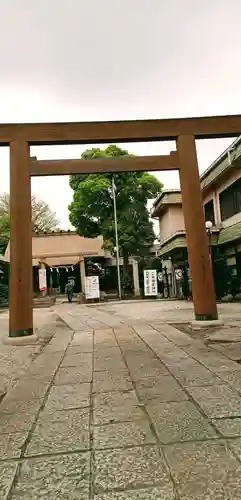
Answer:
144, 269, 158, 296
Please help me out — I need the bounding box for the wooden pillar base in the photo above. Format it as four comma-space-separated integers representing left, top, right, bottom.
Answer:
195, 313, 218, 321
9, 327, 34, 338
191, 319, 223, 329
3, 333, 38, 346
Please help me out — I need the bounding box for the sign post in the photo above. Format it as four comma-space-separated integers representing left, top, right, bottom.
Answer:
144, 269, 158, 297
85, 276, 100, 300
38, 268, 47, 292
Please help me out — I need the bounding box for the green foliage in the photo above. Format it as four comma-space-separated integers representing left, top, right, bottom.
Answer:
0, 216, 10, 255
120, 270, 134, 295
0, 193, 59, 253
69, 145, 162, 262
0, 282, 8, 304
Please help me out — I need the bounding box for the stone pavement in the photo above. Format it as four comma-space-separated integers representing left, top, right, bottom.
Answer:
2, 302, 241, 498
0, 310, 61, 397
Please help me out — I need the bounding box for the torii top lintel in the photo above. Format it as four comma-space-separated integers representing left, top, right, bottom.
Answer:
1, 114, 241, 146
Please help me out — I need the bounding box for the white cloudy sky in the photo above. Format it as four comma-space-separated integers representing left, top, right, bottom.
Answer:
0, 0, 240, 227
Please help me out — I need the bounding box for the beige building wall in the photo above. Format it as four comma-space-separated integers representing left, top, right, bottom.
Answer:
216, 169, 241, 228
202, 168, 241, 229
203, 191, 220, 227
159, 206, 185, 244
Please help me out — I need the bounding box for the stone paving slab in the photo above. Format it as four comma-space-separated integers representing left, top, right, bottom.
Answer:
54, 366, 92, 385
94, 487, 176, 499
123, 353, 159, 367
135, 376, 188, 403
187, 384, 241, 418
215, 369, 241, 393
207, 328, 241, 343
187, 351, 238, 372
94, 445, 172, 494
212, 418, 241, 437
93, 420, 155, 449
94, 347, 122, 359
0, 310, 61, 396
228, 437, 241, 461
150, 322, 193, 346
67, 342, 93, 354
125, 354, 168, 370
129, 364, 170, 381
0, 396, 42, 416
3, 378, 50, 401
44, 382, 91, 411
211, 342, 241, 361
164, 440, 241, 500
71, 330, 93, 342
93, 371, 133, 393
94, 403, 145, 426
0, 431, 27, 459
94, 340, 119, 351
10, 452, 90, 499
0, 404, 39, 434
0, 461, 19, 500
93, 390, 143, 425
147, 401, 218, 444
119, 340, 150, 351
94, 357, 127, 372
61, 352, 92, 368
25, 407, 90, 456
170, 364, 223, 387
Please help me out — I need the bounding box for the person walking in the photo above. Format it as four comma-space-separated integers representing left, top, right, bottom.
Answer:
65, 280, 74, 303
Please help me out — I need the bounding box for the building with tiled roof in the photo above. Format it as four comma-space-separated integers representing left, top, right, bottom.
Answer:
4, 231, 141, 297
4, 232, 109, 295
5, 231, 105, 267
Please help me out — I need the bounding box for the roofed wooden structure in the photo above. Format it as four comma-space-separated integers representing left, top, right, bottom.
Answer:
4, 232, 105, 267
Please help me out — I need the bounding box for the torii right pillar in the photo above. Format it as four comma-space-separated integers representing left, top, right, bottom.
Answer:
177, 135, 218, 321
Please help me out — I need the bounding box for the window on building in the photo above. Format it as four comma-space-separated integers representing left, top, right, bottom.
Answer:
204, 199, 215, 225
219, 177, 241, 221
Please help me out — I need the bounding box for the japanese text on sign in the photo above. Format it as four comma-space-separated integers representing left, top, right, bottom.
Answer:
85, 276, 100, 300
38, 268, 47, 291
144, 269, 158, 296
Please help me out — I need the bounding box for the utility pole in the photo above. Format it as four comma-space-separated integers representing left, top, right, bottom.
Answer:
109, 177, 122, 299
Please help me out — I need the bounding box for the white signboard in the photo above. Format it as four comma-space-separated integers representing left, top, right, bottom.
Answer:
85, 276, 100, 300
144, 269, 158, 296
38, 268, 47, 291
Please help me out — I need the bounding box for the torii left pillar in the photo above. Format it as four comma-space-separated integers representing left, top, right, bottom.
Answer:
9, 141, 33, 338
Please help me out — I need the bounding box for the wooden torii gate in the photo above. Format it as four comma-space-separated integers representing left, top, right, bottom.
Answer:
2, 114, 241, 337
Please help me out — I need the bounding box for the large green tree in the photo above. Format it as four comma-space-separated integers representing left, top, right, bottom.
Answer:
0, 193, 59, 254
68, 145, 162, 265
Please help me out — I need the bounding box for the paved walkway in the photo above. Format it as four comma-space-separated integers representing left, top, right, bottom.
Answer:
0, 310, 60, 397
1, 302, 241, 498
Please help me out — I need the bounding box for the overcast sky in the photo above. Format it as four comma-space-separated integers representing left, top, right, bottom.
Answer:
0, 0, 240, 227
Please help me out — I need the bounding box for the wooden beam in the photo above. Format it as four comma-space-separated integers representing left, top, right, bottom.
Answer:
33, 252, 100, 259
29, 153, 179, 176
1, 114, 241, 146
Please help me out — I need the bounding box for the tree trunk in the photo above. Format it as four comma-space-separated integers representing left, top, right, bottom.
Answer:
123, 252, 129, 275
123, 252, 129, 274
